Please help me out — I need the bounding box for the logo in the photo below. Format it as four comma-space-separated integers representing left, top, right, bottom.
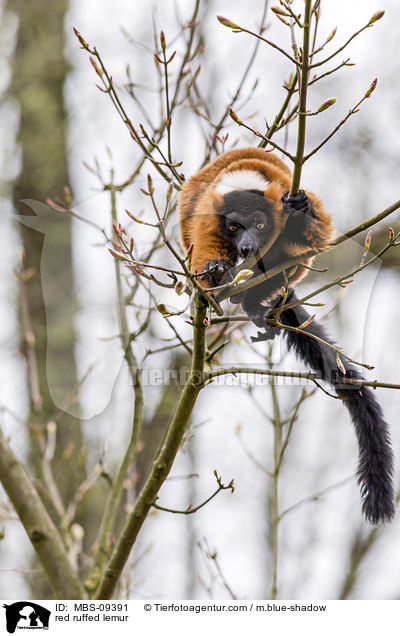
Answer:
2, 603, 50, 633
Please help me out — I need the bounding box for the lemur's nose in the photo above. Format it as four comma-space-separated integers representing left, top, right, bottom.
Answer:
240, 245, 255, 258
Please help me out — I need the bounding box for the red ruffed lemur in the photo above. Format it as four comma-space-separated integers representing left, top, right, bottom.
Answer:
178, 147, 395, 525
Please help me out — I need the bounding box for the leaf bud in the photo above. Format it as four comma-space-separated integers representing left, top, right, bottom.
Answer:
217, 15, 241, 29
276, 14, 290, 25
90, 56, 103, 75
126, 209, 146, 224
369, 10, 385, 25
63, 185, 72, 206
317, 97, 336, 112
73, 28, 90, 50
232, 269, 253, 284
365, 78, 377, 98
364, 230, 372, 252
326, 27, 337, 42
160, 30, 166, 51
271, 6, 289, 16
174, 281, 185, 295
336, 352, 346, 375
298, 314, 316, 330
108, 248, 128, 261
157, 303, 169, 316
229, 107, 242, 125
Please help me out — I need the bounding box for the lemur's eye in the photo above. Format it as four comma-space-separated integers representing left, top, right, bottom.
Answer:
228, 225, 238, 232
256, 223, 265, 230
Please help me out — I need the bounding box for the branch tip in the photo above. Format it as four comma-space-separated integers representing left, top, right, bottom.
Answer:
160, 30, 166, 51
271, 6, 289, 16
317, 97, 336, 113
73, 27, 91, 51
229, 107, 243, 125
365, 78, 378, 98
327, 27, 337, 42
369, 10, 385, 25
216, 15, 241, 30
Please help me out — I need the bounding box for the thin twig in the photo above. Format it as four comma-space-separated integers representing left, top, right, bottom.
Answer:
280, 476, 355, 519
88, 187, 144, 591
152, 472, 234, 515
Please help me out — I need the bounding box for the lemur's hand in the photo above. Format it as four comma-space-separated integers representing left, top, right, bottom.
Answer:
282, 190, 313, 216
201, 260, 234, 287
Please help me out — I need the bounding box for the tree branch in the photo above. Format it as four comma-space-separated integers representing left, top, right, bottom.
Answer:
290, 0, 312, 196
94, 295, 207, 599
87, 188, 144, 593
153, 471, 234, 515
0, 429, 85, 599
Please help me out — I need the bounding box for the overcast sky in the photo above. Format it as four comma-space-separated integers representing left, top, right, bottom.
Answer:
1, 0, 400, 600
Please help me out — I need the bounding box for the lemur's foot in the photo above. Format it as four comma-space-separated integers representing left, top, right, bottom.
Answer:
201, 260, 234, 287
246, 300, 282, 341
282, 189, 313, 216
250, 326, 280, 343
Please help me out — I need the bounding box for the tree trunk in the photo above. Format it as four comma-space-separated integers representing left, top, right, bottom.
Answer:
9, 0, 83, 596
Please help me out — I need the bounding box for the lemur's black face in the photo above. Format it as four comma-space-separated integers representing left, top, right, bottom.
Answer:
219, 190, 275, 260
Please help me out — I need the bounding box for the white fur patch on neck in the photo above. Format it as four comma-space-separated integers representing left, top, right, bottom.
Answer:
215, 169, 269, 195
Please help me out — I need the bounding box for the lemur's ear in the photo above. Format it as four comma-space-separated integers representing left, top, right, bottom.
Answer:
210, 191, 224, 211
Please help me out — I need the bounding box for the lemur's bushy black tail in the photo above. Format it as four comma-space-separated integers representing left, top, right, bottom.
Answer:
278, 290, 395, 525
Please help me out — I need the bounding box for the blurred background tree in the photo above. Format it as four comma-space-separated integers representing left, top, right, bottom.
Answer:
6, 0, 83, 597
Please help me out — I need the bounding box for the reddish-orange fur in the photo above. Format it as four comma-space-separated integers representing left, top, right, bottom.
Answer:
178, 148, 333, 296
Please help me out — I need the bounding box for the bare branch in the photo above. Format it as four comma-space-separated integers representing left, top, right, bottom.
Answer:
152, 471, 234, 515
0, 429, 85, 598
